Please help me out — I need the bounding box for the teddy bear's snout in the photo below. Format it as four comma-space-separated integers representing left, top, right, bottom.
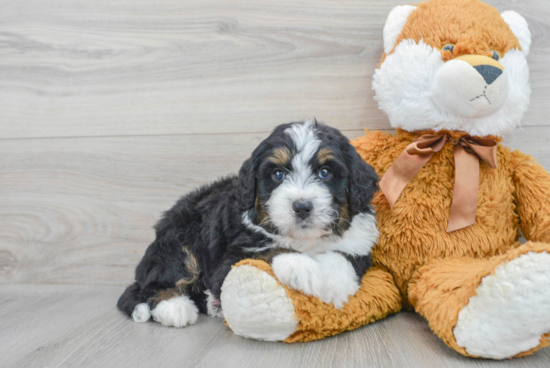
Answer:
430, 54, 509, 119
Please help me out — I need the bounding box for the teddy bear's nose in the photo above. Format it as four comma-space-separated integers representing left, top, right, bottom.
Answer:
474, 65, 503, 85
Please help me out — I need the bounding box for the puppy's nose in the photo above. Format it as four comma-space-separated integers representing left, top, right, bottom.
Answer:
292, 199, 313, 220
474, 65, 503, 85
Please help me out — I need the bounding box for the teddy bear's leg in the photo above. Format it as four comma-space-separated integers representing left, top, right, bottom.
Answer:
221, 259, 402, 342
408, 242, 550, 359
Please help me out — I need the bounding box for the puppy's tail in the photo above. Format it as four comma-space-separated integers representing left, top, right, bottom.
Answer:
117, 282, 151, 319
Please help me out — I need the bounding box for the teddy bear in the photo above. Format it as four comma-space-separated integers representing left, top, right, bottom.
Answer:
219, 0, 550, 360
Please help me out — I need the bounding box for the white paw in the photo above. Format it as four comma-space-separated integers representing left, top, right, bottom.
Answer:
272, 253, 327, 300
454, 251, 550, 359
313, 252, 360, 309
150, 295, 199, 328
132, 303, 151, 323
205, 290, 224, 318
272, 252, 359, 309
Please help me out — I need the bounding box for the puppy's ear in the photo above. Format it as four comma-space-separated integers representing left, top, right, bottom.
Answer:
237, 157, 256, 212
347, 150, 379, 216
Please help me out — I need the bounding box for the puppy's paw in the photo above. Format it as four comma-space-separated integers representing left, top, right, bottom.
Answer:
313, 252, 360, 309
150, 295, 199, 327
272, 253, 327, 300
205, 290, 224, 318
132, 303, 151, 323
272, 252, 361, 309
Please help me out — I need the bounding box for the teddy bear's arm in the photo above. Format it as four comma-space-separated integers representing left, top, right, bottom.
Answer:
510, 149, 550, 243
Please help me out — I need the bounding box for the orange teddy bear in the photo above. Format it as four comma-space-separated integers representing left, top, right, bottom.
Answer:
220, 0, 550, 359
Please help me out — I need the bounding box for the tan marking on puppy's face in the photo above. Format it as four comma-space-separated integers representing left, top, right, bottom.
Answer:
317, 148, 335, 164
335, 203, 351, 235
255, 196, 269, 226
268, 147, 292, 166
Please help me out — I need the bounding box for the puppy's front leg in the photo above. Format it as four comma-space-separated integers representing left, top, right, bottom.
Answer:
271, 253, 327, 303
271, 251, 364, 309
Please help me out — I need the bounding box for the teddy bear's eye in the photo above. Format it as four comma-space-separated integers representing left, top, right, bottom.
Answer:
490, 50, 501, 61
442, 44, 455, 53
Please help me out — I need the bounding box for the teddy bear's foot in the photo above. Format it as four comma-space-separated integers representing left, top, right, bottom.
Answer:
454, 251, 550, 359
222, 259, 402, 343
409, 242, 550, 359
221, 263, 298, 341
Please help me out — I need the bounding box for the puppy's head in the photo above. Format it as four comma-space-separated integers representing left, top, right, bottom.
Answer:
239, 120, 378, 241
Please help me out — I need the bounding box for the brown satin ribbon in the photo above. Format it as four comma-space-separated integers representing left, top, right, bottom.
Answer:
379, 134, 498, 233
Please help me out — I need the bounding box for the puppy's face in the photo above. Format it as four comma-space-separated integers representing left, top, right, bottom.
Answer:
239, 120, 377, 241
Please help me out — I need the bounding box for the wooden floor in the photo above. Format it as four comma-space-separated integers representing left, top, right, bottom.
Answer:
1, 285, 549, 368
1, 0, 550, 367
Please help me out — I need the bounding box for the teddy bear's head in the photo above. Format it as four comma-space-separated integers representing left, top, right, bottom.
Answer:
373, 0, 531, 137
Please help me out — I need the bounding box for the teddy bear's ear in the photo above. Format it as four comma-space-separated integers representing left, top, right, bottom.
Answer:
383, 5, 417, 54
501, 11, 531, 56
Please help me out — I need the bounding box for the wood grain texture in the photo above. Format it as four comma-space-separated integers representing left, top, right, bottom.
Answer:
1, 128, 549, 286
1, 284, 549, 368
0, 0, 549, 139
2, 0, 550, 363
0, 130, 363, 285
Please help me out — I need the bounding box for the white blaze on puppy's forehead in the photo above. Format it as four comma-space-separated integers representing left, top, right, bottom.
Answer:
284, 119, 321, 187
284, 119, 319, 151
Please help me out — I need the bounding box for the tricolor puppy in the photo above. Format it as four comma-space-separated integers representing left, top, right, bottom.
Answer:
117, 120, 379, 327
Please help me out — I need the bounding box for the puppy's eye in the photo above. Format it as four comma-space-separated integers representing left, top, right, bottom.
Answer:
442, 44, 455, 53
490, 50, 500, 61
318, 168, 332, 180
272, 169, 285, 182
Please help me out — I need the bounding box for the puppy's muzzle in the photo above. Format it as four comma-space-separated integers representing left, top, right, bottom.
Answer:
292, 199, 313, 220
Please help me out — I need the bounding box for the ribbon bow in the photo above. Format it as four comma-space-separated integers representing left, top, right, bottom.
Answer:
379, 134, 498, 233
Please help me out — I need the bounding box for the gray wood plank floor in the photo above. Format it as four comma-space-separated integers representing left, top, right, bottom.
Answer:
0, 0, 549, 139
2, 284, 550, 368
1, 0, 550, 366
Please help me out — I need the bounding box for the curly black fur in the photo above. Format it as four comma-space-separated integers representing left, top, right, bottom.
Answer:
117, 121, 378, 318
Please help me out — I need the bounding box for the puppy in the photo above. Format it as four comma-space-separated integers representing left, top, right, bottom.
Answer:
117, 120, 379, 327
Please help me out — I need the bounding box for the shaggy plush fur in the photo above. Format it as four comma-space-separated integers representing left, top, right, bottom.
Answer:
453, 251, 550, 359
373, 0, 531, 137
220, 0, 550, 360
353, 130, 550, 358
409, 242, 550, 358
